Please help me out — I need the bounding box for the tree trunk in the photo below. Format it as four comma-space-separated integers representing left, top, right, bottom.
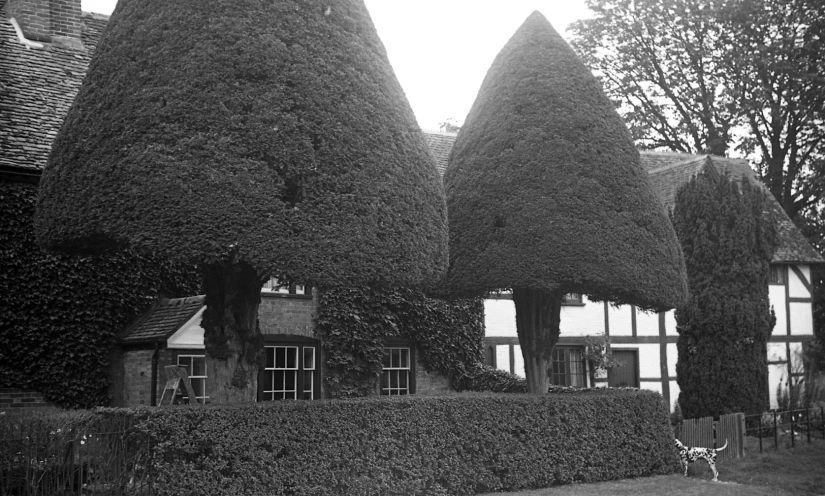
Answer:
201, 258, 264, 403
512, 288, 563, 394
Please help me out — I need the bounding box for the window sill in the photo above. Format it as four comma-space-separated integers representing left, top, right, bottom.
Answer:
260, 292, 313, 300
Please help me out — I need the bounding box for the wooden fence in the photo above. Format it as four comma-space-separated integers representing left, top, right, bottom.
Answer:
677, 412, 745, 461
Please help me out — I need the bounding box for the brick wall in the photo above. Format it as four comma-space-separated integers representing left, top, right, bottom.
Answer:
414, 355, 451, 394
259, 293, 317, 338
111, 348, 178, 407
0, 387, 55, 412
4, 0, 83, 48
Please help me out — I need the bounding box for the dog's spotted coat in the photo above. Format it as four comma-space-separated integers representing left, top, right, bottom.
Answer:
675, 438, 727, 482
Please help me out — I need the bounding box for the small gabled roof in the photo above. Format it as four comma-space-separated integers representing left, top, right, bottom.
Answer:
120, 295, 205, 345
642, 152, 824, 265
0, 11, 108, 171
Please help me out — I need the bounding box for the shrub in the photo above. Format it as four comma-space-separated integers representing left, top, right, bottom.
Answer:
103, 390, 678, 495
673, 165, 777, 418
454, 364, 527, 393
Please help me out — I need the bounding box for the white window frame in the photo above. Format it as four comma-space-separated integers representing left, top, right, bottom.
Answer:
381, 347, 412, 396
261, 277, 307, 295
261, 345, 316, 400
176, 354, 209, 402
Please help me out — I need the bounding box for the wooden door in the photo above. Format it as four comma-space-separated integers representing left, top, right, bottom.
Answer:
608, 350, 639, 388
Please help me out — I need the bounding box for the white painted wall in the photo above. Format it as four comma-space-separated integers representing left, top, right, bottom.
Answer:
666, 343, 679, 378
637, 343, 661, 379
789, 302, 814, 336
636, 309, 660, 336
769, 285, 787, 336
166, 307, 206, 349
788, 265, 812, 299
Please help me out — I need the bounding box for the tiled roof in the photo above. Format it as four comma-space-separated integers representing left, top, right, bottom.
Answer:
642, 152, 824, 265
422, 131, 456, 176
0, 11, 107, 171
120, 296, 205, 344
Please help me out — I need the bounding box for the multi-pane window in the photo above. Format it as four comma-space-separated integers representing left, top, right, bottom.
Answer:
769, 266, 784, 285
260, 345, 315, 400
551, 347, 586, 387
177, 354, 208, 402
261, 277, 307, 295
381, 347, 411, 395
562, 293, 583, 305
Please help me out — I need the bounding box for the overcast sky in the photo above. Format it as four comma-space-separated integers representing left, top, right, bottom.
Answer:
81, 1, 593, 131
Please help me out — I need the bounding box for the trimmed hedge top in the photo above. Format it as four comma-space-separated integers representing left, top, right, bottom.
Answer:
444, 12, 686, 310
35, 0, 447, 288
100, 390, 678, 495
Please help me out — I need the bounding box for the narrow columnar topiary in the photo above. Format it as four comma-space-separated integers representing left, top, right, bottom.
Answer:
673, 164, 777, 418
35, 0, 447, 402
444, 11, 687, 394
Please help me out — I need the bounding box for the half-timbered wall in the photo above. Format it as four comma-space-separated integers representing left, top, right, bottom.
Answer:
484, 264, 815, 411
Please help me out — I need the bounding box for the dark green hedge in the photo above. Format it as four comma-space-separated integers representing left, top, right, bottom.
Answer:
672, 167, 777, 417
36, 0, 447, 288
316, 286, 485, 397
443, 11, 686, 311
454, 364, 528, 393
103, 391, 678, 495
0, 180, 199, 408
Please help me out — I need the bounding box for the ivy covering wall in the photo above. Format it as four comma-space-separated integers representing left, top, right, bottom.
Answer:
316, 286, 487, 398
0, 179, 200, 408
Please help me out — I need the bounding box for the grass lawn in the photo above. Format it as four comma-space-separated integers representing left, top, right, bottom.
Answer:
480, 436, 825, 496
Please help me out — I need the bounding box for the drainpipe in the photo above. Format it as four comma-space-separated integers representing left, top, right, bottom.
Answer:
150, 341, 160, 406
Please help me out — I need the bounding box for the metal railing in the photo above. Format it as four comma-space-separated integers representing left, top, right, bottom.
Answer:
744, 407, 825, 453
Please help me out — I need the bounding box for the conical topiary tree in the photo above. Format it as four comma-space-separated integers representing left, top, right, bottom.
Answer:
673, 163, 777, 418
444, 11, 687, 394
35, 0, 447, 402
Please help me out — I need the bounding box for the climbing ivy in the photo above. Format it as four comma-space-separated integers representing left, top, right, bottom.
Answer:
316, 286, 485, 398
0, 180, 200, 408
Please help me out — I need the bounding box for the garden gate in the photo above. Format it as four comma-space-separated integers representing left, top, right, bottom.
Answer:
678, 412, 745, 461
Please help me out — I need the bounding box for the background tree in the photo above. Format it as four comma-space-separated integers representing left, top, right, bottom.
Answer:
570, 0, 825, 220
444, 12, 687, 394
35, 0, 447, 402
672, 164, 777, 418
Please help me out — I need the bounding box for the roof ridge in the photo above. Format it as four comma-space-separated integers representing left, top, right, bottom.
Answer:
82, 12, 111, 21
646, 155, 708, 175
422, 129, 457, 137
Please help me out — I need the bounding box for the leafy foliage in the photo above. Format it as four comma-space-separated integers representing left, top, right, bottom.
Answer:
444, 11, 686, 393
571, 0, 825, 221
453, 364, 528, 393
672, 166, 778, 417
315, 286, 485, 398
101, 391, 678, 495
0, 180, 199, 408
36, 0, 447, 289
444, 11, 686, 309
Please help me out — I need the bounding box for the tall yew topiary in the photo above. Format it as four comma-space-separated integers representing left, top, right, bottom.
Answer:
673, 163, 777, 418
444, 12, 687, 394
35, 0, 447, 402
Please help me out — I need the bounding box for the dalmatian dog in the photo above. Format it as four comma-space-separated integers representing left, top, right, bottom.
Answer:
674, 438, 727, 482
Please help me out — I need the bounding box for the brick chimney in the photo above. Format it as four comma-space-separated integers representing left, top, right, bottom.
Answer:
3, 0, 84, 49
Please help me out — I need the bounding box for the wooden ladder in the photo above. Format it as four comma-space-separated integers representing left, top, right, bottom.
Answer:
158, 365, 201, 406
